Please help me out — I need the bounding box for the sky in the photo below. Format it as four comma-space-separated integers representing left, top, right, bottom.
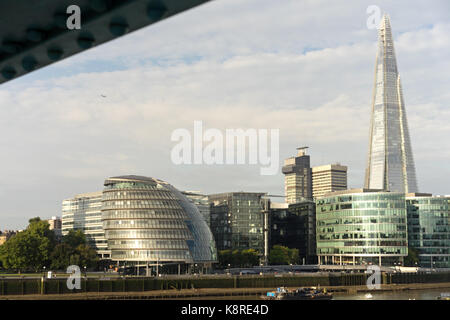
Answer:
0, 0, 449, 229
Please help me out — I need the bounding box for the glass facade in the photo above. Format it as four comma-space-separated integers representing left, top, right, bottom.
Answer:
209, 192, 266, 254
270, 200, 317, 264
101, 176, 217, 265
365, 14, 418, 193
62, 192, 110, 258
316, 190, 407, 265
406, 195, 450, 268
182, 191, 211, 228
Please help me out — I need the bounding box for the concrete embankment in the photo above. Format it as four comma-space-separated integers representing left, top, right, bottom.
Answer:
2, 282, 450, 300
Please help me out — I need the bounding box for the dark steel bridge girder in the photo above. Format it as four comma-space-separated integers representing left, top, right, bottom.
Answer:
0, 0, 212, 85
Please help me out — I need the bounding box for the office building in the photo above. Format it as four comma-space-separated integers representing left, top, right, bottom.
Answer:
406, 194, 450, 268
62, 191, 110, 259
0, 230, 17, 245
316, 189, 408, 266
101, 176, 217, 271
269, 200, 317, 264
312, 164, 348, 199
47, 216, 62, 238
364, 14, 418, 193
282, 147, 312, 203
209, 192, 267, 254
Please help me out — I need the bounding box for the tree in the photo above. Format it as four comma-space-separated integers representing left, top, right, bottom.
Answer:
404, 247, 420, 267
269, 245, 299, 265
218, 249, 260, 268
218, 250, 233, 268
50, 243, 72, 270
241, 249, 260, 267
0, 218, 55, 272
50, 231, 98, 270
288, 248, 299, 265
63, 230, 86, 248
75, 244, 99, 268
0, 218, 99, 272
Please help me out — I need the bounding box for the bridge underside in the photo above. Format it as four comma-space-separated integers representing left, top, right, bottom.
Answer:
0, 0, 211, 85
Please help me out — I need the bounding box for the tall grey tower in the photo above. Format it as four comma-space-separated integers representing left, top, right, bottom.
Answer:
364, 14, 418, 193
282, 147, 312, 203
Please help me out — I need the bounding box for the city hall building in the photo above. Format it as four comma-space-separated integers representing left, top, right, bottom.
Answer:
63, 175, 217, 274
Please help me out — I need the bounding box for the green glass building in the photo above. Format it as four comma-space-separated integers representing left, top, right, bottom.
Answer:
209, 192, 267, 254
316, 189, 407, 266
406, 194, 450, 268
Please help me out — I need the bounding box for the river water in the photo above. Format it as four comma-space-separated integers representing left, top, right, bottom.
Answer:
184, 288, 450, 300
333, 288, 449, 300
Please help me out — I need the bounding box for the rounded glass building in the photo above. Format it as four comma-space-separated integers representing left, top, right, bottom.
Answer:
101, 176, 217, 272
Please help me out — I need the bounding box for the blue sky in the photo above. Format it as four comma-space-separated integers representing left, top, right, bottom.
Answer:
0, 0, 449, 229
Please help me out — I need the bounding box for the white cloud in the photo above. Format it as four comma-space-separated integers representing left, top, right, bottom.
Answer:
0, 0, 449, 228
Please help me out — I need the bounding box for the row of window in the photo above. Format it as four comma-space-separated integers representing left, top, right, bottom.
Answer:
105, 229, 193, 240
112, 249, 191, 261
318, 224, 406, 233
102, 209, 187, 220
318, 232, 407, 240
108, 239, 188, 250
317, 194, 404, 205
317, 240, 407, 247
317, 210, 406, 219
105, 182, 159, 190
103, 190, 176, 201
318, 217, 406, 226
103, 199, 181, 210
103, 219, 187, 229
317, 247, 407, 255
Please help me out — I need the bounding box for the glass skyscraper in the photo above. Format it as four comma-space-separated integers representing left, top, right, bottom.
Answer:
364, 14, 418, 193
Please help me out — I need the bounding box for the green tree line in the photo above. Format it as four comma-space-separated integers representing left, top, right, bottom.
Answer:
0, 217, 98, 272
217, 245, 300, 268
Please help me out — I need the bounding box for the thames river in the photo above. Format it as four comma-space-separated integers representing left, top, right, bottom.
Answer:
181, 288, 450, 300
333, 288, 449, 300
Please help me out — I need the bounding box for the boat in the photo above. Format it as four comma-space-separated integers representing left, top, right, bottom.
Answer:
262, 287, 333, 300
437, 293, 450, 300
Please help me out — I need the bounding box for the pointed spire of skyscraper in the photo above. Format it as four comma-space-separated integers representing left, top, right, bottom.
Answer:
364, 14, 418, 193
